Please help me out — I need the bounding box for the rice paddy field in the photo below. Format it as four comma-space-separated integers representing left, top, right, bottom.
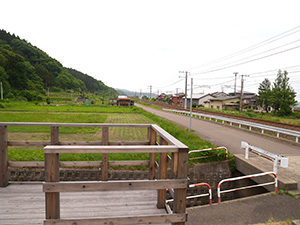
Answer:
0, 101, 229, 166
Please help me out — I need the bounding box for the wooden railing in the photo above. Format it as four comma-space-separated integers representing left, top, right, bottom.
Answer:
0, 122, 189, 225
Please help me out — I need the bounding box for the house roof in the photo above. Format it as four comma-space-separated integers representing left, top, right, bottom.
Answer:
209, 96, 239, 101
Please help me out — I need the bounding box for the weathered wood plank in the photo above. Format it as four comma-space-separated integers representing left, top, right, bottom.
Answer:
7, 141, 150, 147
43, 179, 187, 192
44, 145, 178, 154
150, 124, 188, 150
1, 185, 180, 225
8, 141, 51, 146
172, 151, 188, 225
8, 160, 149, 168
0, 125, 8, 187
101, 127, 109, 181
0, 122, 151, 128
45, 153, 60, 219
44, 213, 186, 225
157, 137, 168, 208
51, 126, 59, 145
149, 127, 157, 180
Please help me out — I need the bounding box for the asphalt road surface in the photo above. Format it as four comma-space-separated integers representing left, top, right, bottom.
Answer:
137, 103, 300, 156
137, 103, 300, 224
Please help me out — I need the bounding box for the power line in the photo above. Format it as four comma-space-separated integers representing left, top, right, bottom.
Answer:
189, 25, 300, 71
154, 78, 184, 89
192, 45, 300, 76
198, 39, 300, 74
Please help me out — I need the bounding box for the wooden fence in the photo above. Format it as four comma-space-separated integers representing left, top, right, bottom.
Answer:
0, 122, 189, 225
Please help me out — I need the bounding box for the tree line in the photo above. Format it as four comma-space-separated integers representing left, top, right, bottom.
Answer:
0, 29, 118, 101
258, 70, 297, 116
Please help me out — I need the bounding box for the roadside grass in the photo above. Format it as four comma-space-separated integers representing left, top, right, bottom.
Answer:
254, 218, 293, 225
137, 100, 300, 125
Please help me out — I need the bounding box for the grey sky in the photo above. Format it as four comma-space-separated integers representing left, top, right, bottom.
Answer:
1, 0, 299, 101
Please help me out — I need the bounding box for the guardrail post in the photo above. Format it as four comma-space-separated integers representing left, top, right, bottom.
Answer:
173, 148, 188, 225
45, 152, 60, 219
0, 126, 8, 187
102, 127, 109, 181
157, 137, 168, 208
149, 127, 156, 180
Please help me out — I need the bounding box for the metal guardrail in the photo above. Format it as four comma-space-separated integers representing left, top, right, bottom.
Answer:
241, 141, 288, 173
167, 182, 212, 206
188, 146, 228, 160
163, 108, 300, 143
217, 172, 278, 204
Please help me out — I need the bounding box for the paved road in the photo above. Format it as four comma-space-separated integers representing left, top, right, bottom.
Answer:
137, 104, 300, 224
137, 103, 300, 156
137, 103, 300, 192
187, 193, 300, 225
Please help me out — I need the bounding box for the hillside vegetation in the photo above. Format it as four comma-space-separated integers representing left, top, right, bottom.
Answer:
0, 29, 118, 101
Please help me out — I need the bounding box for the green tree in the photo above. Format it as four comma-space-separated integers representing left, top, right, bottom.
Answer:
271, 70, 296, 116
258, 78, 272, 112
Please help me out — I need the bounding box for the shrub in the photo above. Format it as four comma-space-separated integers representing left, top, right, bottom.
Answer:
21, 90, 43, 101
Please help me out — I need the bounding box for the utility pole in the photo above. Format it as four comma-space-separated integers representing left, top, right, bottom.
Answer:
189, 78, 193, 131
239, 75, 249, 115
0, 82, 3, 100
179, 71, 188, 110
148, 85, 152, 100
233, 72, 238, 96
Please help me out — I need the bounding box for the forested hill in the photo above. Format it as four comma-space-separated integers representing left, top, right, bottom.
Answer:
0, 29, 118, 100
66, 68, 117, 97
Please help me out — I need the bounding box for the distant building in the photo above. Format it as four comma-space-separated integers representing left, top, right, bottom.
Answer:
139, 95, 148, 100
204, 96, 240, 110
117, 96, 134, 106
185, 92, 228, 107
172, 93, 185, 106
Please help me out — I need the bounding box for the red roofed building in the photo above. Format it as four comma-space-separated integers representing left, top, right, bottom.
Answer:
117, 96, 134, 106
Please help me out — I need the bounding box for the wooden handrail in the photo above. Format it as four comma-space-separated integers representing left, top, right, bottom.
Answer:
1, 122, 189, 224
43, 179, 188, 192
44, 145, 179, 153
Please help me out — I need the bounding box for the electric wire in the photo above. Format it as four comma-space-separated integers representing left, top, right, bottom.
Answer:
189, 25, 300, 71
193, 39, 300, 74
191, 45, 300, 76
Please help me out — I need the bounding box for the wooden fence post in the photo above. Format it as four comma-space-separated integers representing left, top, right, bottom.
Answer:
0, 126, 8, 187
172, 148, 188, 225
149, 127, 156, 180
51, 126, 59, 145
45, 126, 60, 219
157, 136, 168, 208
101, 127, 109, 181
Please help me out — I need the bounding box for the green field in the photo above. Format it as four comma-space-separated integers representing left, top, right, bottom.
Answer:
0, 101, 230, 166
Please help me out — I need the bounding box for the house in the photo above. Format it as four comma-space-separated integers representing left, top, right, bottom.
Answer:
172, 93, 185, 106
185, 92, 228, 107
139, 95, 148, 100
117, 96, 134, 106
242, 95, 258, 109
204, 96, 240, 110
156, 93, 167, 102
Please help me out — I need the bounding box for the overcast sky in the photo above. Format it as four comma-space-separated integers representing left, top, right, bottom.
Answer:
1, 0, 300, 101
